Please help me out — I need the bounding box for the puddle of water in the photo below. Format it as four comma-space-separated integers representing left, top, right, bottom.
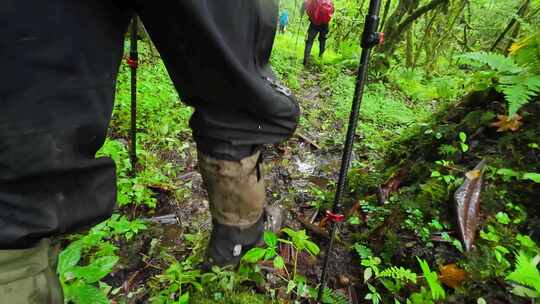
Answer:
296, 158, 316, 175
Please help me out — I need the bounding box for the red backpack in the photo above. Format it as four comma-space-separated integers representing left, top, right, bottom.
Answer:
306, 0, 334, 25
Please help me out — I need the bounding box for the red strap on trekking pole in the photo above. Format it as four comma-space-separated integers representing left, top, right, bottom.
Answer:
325, 210, 345, 223
378, 32, 385, 45
126, 58, 138, 69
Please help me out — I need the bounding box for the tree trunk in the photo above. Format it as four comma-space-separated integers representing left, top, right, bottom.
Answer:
379, 0, 393, 31
490, 0, 530, 52
504, 0, 530, 54
462, 0, 471, 51
377, 0, 449, 67
413, 10, 438, 67
406, 27, 413, 67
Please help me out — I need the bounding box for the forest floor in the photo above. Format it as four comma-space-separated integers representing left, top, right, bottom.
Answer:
57, 33, 540, 304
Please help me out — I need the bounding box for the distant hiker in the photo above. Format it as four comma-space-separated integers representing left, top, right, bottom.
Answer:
1, 1, 297, 302
301, 0, 335, 65
279, 10, 289, 33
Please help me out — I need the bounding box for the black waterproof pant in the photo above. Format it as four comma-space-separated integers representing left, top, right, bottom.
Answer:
303, 22, 329, 64
0, 0, 299, 249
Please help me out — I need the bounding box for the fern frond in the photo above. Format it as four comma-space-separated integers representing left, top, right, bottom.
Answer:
417, 257, 446, 301
458, 52, 523, 74
499, 74, 540, 115
378, 266, 417, 284
506, 251, 540, 293
322, 288, 349, 304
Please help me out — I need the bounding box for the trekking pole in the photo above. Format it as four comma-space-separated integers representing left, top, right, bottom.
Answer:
128, 16, 139, 175
294, 15, 304, 60
317, 0, 383, 301
293, 0, 303, 61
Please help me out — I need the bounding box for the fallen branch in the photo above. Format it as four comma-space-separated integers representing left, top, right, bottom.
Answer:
145, 213, 179, 225
297, 216, 330, 239
296, 132, 321, 150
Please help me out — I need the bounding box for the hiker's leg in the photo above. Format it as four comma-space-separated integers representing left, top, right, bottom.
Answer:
136, 0, 298, 266
318, 23, 329, 57
0, 0, 130, 301
304, 22, 318, 65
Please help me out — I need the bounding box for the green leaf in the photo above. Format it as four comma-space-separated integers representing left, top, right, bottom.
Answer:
321, 287, 349, 304
273, 256, 285, 270
353, 243, 373, 259
516, 234, 537, 249
496, 168, 521, 181
529, 143, 540, 150
264, 247, 277, 260
443, 175, 455, 184
522, 173, 540, 183
98, 281, 112, 295
496, 212, 511, 225
499, 74, 540, 116
495, 245, 510, 254
57, 242, 83, 275
264, 231, 278, 247
378, 266, 417, 284
417, 257, 446, 300
477, 297, 487, 304
452, 239, 464, 253
480, 226, 500, 242
70, 256, 119, 283
305, 240, 320, 256
296, 280, 309, 298
457, 51, 523, 73
179, 292, 190, 304
430, 171, 441, 178
348, 216, 361, 225
506, 251, 540, 293
286, 280, 296, 294
364, 267, 373, 283
510, 285, 540, 298
241, 248, 266, 263
459, 132, 467, 143
64, 283, 109, 304
497, 168, 520, 176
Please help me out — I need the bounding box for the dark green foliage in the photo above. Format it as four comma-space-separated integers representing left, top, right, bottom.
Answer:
54, 2, 540, 302
458, 50, 540, 116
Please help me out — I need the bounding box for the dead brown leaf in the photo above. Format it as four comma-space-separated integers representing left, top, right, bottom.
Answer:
439, 264, 467, 288
378, 166, 409, 203
454, 159, 486, 252
490, 115, 523, 132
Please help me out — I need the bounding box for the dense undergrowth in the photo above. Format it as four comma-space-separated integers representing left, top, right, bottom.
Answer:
56, 11, 540, 304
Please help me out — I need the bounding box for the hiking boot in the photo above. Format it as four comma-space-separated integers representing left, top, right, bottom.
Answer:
205, 215, 264, 268
205, 206, 284, 268
198, 151, 283, 267
303, 41, 314, 66
319, 39, 326, 58
0, 239, 63, 304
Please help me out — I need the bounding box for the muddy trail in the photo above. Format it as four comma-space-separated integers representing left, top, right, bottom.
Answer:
103, 69, 360, 302
100, 59, 540, 303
